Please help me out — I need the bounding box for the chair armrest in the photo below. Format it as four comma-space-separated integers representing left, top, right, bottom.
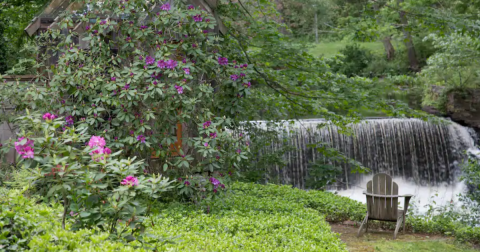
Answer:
363, 192, 413, 198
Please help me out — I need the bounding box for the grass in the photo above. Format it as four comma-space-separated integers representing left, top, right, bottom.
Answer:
373, 240, 478, 252
308, 41, 385, 58
330, 223, 479, 252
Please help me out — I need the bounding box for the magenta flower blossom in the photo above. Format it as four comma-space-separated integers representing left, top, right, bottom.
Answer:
157, 60, 167, 68
65, 115, 74, 126
121, 176, 139, 186
182, 58, 187, 63
137, 135, 146, 143
218, 57, 228, 66
15, 137, 35, 159
236, 149, 241, 154
42, 113, 57, 121
140, 25, 148, 30
153, 81, 158, 85
188, 5, 194, 9
193, 15, 202, 22
88, 136, 106, 148
243, 82, 251, 88
85, 25, 91, 31
104, 147, 112, 155
123, 84, 130, 90
203, 120, 211, 129
175, 85, 184, 94
111, 76, 116, 81
210, 177, 221, 190
240, 73, 246, 78
230, 74, 239, 81
145, 56, 155, 65
210, 132, 217, 139
192, 43, 197, 48
92, 30, 98, 35
184, 180, 191, 186
160, 3, 170, 11
183, 68, 190, 75
204, 142, 208, 147
220, 184, 225, 189
100, 20, 107, 25
126, 37, 132, 42
166, 59, 177, 69
213, 189, 218, 193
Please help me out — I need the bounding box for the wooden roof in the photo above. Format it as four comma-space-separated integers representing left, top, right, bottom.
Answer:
24, 0, 226, 36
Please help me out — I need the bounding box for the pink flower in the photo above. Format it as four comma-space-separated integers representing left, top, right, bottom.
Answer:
137, 135, 146, 143
42, 113, 57, 121
204, 142, 208, 147
184, 180, 190, 186
157, 60, 167, 68
183, 68, 190, 75
145, 56, 155, 65
193, 15, 202, 22
22, 146, 35, 159
243, 82, 251, 88
121, 176, 139, 186
210, 132, 217, 139
218, 57, 228, 66
166, 59, 177, 69
203, 121, 211, 129
88, 136, 106, 148
15, 137, 35, 159
230, 75, 239, 81
188, 5, 194, 9
111, 76, 116, 81
104, 147, 112, 155
160, 3, 170, 11
175, 85, 184, 94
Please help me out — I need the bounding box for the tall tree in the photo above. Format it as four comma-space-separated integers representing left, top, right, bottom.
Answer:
397, 0, 419, 71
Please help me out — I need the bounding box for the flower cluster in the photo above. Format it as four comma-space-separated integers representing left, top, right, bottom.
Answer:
145, 56, 155, 65
121, 175, 139, 187
42, 113, 57, 121
160, 3, 170, 11
88, 136, 111, 161
209, 177, 225, 193
175, 85, 184, 94
14, 137, 34, 159
65, 115, 74, 126
137, 135, 146, 143
203, 120, 211, 129
193, 15, 202, 22
218, 57, 228, 66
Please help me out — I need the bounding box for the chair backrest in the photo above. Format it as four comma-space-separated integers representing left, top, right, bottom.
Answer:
366, 173, 398, 221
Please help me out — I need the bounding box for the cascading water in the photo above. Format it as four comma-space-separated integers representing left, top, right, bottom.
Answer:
250, 118, 476, 191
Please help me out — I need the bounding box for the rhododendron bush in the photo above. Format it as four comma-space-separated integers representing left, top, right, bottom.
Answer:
4, 111, 174, 236
0, 0, 250, 201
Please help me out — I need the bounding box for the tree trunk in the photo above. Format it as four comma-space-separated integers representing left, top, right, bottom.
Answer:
397, 0, 419, 71
382, 36, 395, 60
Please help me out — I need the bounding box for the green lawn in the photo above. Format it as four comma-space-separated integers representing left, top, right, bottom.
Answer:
309, 41, 385, 57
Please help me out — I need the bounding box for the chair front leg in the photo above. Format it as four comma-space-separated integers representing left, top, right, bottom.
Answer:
403, 196, 412, 234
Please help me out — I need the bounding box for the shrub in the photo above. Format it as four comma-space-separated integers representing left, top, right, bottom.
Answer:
1, 112, 174, 237
329, 43, 374, 77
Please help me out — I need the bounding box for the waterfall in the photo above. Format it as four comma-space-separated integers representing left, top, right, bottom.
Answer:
249, 118, 476, 190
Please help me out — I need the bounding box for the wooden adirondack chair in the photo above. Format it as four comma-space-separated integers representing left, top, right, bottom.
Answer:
357, 173, 413, 239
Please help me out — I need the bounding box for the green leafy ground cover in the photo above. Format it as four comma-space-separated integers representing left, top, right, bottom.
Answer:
2, 182, 480, 251
1, 183, 358, 251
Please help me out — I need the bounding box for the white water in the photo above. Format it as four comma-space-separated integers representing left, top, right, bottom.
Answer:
335, 175, 468, 213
